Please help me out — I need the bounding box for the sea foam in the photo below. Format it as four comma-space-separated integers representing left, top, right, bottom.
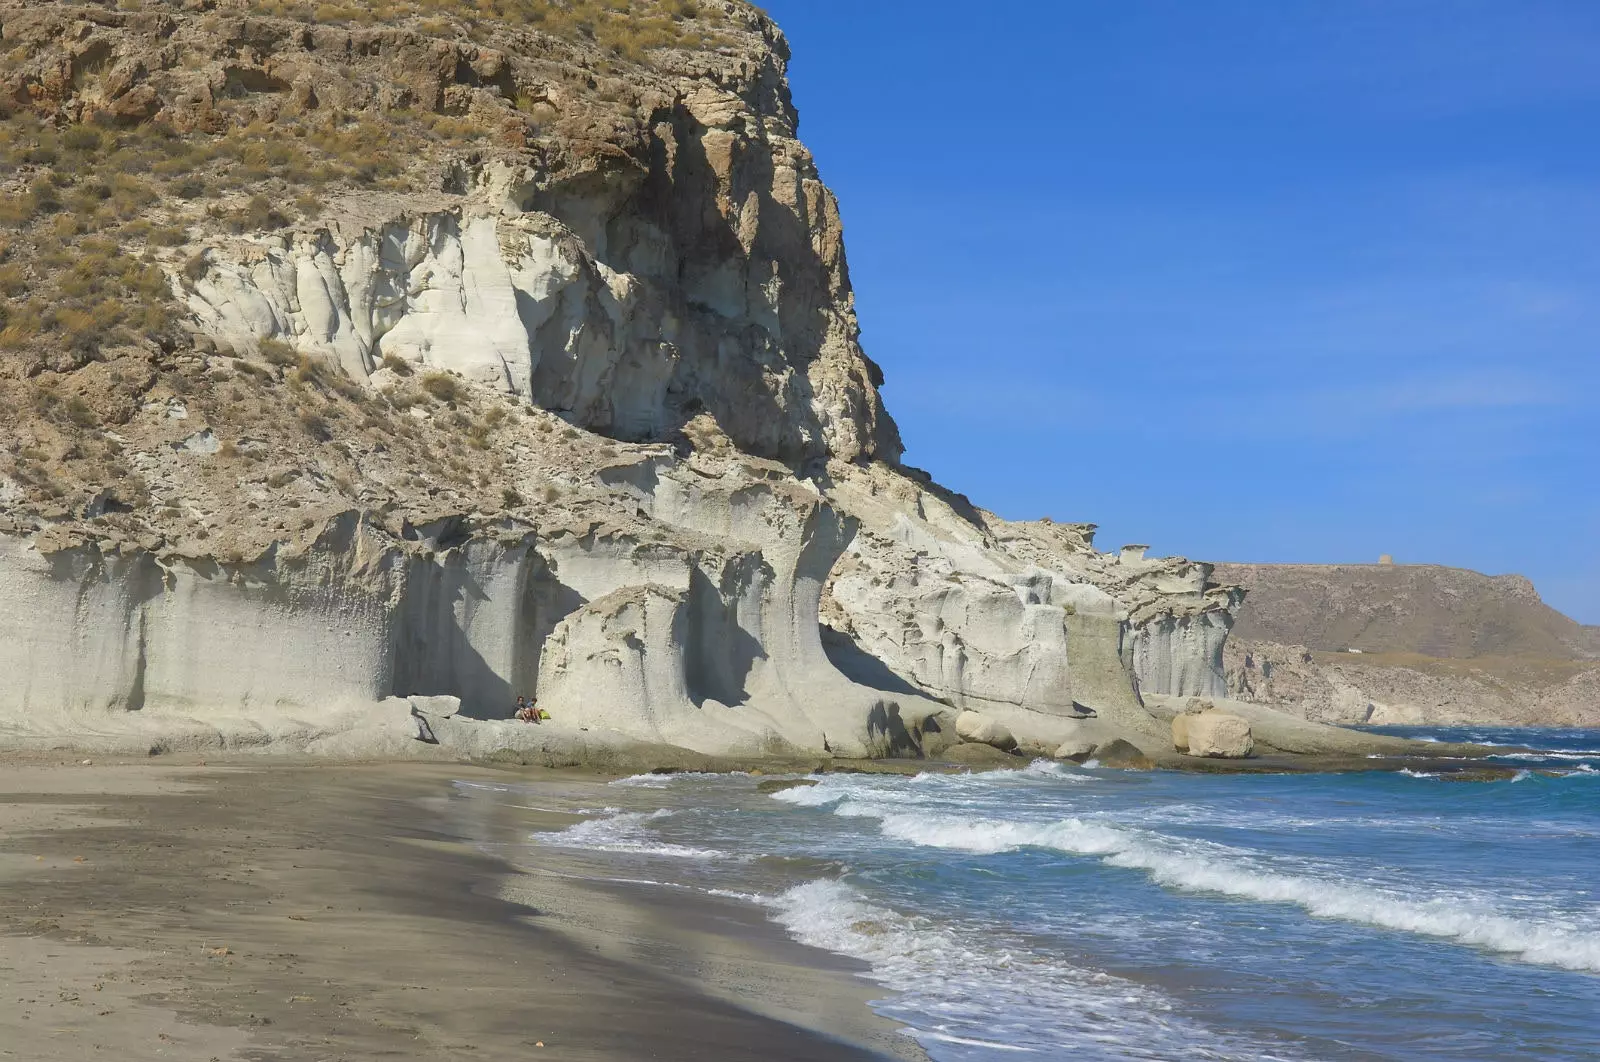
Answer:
774, 780, 1600, 973
538, 808, 729, 860
768, 879, 1293, 1061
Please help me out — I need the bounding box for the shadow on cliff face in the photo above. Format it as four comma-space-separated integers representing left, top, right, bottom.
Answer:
683, 563, 765, 708
528, 99, 897, 469
819, 625, 935, 702
865, 698, 924, 758
390, 536, 582, 721
391, 559, 514, 720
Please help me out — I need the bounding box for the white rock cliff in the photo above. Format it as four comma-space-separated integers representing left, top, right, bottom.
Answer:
0, 0, 1263, 761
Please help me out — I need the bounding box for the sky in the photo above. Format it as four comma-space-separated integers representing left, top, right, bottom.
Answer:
758, 0, 1600, 624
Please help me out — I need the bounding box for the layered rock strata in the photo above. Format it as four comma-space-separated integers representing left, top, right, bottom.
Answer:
0, 0, 1291, 761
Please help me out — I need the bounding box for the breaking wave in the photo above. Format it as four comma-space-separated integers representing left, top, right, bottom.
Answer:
538, 808, 729, 860
768, 879, 1296, 1061
773, 781, 1600, 973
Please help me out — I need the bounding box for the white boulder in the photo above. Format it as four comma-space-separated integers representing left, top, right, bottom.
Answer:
1185, 712, 1254, 758
1054, 738, 1098, 761
954, 711, 1017, 752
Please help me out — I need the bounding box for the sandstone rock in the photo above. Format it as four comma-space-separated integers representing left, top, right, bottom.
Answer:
954, 711, 1017, 752
940, 742, 1018, 767
407, 695, 462, 720
1054, 739, 1098, 761
1094, 738, 1153, 770
818, 462, 1240, 752
1185, 713, 1254, 759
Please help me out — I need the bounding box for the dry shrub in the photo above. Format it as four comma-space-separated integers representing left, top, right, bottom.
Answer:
421, 371, 465, 404
258, 337, 298, 366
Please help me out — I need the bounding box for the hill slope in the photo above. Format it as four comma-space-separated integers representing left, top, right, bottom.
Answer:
1213, 563, 1599, 661
1214, 563, 1600, 726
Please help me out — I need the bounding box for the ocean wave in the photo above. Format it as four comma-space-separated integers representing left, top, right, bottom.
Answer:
537, 808, 729, 860
776, 782, 1600, 973
768, 879, 1294, 1061
1018, 759, 1093, 779
887, 812, 1600, 972
609, 773, 683, 787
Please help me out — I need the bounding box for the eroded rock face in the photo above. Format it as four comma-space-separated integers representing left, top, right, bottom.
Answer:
0, 459, 948, 757
0, 1, 1249, 760
3, 0, 900, 466
817, 462, 1239, 750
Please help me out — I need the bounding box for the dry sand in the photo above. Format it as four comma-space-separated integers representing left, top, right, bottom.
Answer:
0, 758, 921, 1061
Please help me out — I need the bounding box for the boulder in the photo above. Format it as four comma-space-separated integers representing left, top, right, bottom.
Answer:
1094, 738, 1153, 769
407, 694, 462, 719
756, 778, 818, 795
940, 742, 1018, 766
1186, 712, 1254, 758
1054, 739, 1098, 761
954, 711, 1017, 752
1171, 697, 1216, 752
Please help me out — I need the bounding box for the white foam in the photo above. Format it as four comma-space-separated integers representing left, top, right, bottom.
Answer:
537, 809, 727, 860
923, 1031, 1038, 1052
609, 773, 681, 787
1018, 759, 1092, 780
706, 887, 764, 903
837, 805, 1600, 974
768, 880, 1283, 1060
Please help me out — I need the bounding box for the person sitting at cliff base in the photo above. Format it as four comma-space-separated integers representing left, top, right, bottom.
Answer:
515, 696, 541, 723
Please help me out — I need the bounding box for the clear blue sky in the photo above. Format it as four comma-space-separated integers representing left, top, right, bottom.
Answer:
760, 0, 1600, 623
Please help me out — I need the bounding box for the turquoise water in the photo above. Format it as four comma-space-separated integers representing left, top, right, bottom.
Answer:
523, 728, 1600, 1060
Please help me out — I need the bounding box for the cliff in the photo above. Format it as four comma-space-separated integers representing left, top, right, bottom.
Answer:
0, 0, 1280, 761
1217, 563, 1600, 726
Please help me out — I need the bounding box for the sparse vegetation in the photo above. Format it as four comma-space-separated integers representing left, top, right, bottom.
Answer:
421, 372, 466, 404
380, 352, 414, 377
240, 0, 731, 63
0, 0, 752, 533
258, 337, 299, 367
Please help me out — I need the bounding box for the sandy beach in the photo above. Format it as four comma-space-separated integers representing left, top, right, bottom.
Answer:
0, 757, 921, 1061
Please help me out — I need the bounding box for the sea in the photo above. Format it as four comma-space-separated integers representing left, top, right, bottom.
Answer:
473, 727, 1600, 1061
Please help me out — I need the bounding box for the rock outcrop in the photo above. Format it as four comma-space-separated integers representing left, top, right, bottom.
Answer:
0, 0, 1288, 762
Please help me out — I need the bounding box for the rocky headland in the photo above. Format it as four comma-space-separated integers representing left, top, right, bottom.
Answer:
1217, 562, 1600, 727
0, 1, 1526, 768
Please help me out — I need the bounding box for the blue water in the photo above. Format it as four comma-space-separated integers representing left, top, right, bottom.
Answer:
527, 728, 1600, 1060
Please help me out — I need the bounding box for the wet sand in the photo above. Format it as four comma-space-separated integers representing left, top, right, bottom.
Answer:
0, 758, 921, 1061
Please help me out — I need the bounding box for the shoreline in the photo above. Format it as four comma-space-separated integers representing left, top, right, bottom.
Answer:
3, 736, 1591, 1060
0, 760, 923, 1062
